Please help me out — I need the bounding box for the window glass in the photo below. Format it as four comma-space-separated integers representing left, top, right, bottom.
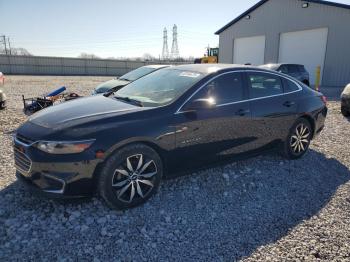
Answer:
119, 67, 156, 81
287, 65, 300, 73
116, 69, 205, 107
298, 65, 306, 72
247, 72, 283, 98
283, 78, 300, 93
279, 65, 288, 74
192, 72, 244, 104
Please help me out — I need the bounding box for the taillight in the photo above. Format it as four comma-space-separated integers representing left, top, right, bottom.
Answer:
320, 95, 327, 105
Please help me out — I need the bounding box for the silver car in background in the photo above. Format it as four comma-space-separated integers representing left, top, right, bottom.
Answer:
260, 63, 310, 86
92, 65, 170, 95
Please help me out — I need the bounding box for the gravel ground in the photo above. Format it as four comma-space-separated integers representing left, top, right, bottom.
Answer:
0, 76, 349, 261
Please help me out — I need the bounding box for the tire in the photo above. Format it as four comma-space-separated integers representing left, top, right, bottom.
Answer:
341, 105, 350, 117
302, 80, 310, 87
282, 118, 312, 160
0, 101, 6, 110
98, 143, 163, 210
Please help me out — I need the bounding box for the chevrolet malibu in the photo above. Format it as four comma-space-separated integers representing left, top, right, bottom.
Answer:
14, 64, 327, 210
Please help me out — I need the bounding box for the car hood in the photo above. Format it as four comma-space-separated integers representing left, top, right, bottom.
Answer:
28, 95, 142, 129
94, 79, 130, 93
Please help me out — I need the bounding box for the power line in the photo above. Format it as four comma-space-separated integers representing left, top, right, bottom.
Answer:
170, 24, 179, 59
162, 28, 169, 60
7, 37, 12, 55
0, 35, 8, 55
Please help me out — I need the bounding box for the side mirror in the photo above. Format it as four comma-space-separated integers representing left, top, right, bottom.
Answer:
183, 98, 216, 112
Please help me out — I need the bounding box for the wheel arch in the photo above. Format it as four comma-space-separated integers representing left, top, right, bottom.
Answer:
91, 138, 169, 187
299, 114, 316, 139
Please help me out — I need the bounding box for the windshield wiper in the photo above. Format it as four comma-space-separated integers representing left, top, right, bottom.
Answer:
114, 96, 143, 107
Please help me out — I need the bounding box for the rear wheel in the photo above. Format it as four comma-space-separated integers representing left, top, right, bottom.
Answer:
341, 105, 350, 117
0, 100, 6, 109
98, 143, 162, 210
282, 118, 312, 160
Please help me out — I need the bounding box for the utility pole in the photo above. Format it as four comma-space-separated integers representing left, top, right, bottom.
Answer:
0, 35, 8, 55
7, 37, 11, 55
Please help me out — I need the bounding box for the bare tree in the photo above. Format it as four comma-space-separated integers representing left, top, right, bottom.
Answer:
143, 53, 156, 61
78, 53, 101, 59
0, 47, 33, 56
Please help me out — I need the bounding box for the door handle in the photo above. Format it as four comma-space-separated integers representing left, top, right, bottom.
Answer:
283, 101, 295, 107
235, 109, 250, 116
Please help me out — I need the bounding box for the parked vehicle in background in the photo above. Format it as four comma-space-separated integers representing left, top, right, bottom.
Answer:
14, 64, 327, 210
260, 64, 310, 86
341, 84, 350, 117
0, 89, 7, 109
91, 65, 170, 95
0, 72, 4, 85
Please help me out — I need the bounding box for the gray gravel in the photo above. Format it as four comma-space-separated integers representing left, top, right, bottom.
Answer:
0, 76, 350, 261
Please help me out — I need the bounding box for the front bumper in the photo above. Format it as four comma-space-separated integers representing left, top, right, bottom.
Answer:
14, 137, 101, 198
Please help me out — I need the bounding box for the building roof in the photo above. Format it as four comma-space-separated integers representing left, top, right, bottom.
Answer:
215, 0, 350, 35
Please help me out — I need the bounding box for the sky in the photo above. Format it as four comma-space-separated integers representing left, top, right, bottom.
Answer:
1, 0, 350, 59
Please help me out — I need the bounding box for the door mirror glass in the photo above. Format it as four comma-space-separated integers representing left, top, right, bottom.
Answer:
183, 98, 216, 111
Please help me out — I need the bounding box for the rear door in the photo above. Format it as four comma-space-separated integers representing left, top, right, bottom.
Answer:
246, 71, 300, 148
173, 72, 255, 167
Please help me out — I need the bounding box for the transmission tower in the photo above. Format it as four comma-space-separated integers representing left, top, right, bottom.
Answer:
162, 28, 169, 60
170, 24, 179, 59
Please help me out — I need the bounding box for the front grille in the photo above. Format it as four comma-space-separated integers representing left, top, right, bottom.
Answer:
16, 134, 35, 145
14, 147, 32, 173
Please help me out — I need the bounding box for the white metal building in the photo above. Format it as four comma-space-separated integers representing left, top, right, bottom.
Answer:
215, 0, 350, 88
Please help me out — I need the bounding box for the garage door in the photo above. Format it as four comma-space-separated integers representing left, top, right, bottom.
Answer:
278, 28, 328, 85
233, 35, 265, 65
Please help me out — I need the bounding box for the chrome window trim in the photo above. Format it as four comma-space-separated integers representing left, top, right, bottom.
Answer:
175, 70, 302, 114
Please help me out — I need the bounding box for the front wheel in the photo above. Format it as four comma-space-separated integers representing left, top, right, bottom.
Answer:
98, 143, 163, 210
282, 118, 312, 160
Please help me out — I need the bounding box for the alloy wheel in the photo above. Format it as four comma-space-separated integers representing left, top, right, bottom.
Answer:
111, 154, 157, 203
290, 123, 310, 154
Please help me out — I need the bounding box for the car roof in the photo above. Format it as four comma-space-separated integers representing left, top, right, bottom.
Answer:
261, 63, 304, 67
144, 64, 171, 69
171, 64, 259, 74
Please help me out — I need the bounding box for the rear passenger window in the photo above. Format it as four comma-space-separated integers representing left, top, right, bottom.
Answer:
247, 72, 283, 98
298, 65, 305, 72
283, 78, 300, 92
287, 65, 300, 73
193, 72, 244, 104
279, 65, 288, 74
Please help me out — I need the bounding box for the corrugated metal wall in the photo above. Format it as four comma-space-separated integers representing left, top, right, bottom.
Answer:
218, 0, 350, 87
0, 55, 188, 76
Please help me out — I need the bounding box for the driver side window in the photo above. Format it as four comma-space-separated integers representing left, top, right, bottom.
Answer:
192, 72, 244, 105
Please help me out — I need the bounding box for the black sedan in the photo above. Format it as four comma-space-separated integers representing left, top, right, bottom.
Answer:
91, 65, 169, 95
341, 84, 350, 117
14, 64, 327, 209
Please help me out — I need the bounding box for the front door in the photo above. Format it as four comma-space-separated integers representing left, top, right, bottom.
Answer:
172, 72, 254, 170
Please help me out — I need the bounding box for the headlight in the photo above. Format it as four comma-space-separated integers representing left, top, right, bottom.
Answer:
35, 140, 95, 154
342, 84, 350, 96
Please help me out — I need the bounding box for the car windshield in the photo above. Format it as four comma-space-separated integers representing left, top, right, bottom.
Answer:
115, 68, 205, 107
119, 67, 157, 81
